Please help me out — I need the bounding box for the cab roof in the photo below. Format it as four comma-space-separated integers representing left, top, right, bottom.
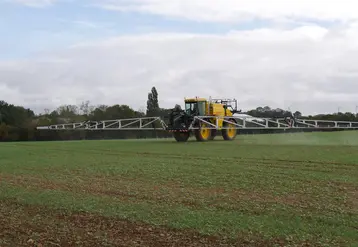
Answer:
184, 97, 207, 102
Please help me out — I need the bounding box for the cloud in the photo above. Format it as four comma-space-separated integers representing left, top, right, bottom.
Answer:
56, 18, 111, 29
92, 0, 358, 23
3, 0, 57, 7
2, 23, 358, 115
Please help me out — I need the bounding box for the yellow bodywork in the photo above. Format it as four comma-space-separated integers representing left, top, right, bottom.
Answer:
184, 97, 234, 129
209, 102, 233, 128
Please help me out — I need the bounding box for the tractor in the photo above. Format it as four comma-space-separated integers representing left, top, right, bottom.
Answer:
166, 97, 241, 142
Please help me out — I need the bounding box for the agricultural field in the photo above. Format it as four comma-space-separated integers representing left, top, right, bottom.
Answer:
0, 131, 357, 246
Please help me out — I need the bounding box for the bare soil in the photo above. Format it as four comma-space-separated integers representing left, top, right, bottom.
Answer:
2, 172, 356, 214
0, 200, 299, 247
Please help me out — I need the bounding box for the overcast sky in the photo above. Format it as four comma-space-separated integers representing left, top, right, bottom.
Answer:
1, 0, 358, 115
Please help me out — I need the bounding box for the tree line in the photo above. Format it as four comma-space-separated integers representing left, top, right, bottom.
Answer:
0, 86, 357, 142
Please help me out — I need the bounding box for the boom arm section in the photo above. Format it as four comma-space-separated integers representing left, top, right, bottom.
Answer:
36, 115, 358, 130
36, 117, 167, 130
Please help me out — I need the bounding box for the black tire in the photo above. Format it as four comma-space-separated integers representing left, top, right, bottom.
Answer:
209, 129, 217, 140
173, 131, 190, 142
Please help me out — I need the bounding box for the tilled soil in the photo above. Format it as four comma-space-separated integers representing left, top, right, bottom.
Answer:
3, 172, 356, 214
0, 200, 294, 247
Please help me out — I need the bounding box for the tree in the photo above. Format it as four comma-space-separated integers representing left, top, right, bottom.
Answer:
0, 100, 34, 127
89, 104, 136, 121
56, 105, 78, 118
146, 86, 159, 116
293, 111, 302, 118
79, 100, 90, 115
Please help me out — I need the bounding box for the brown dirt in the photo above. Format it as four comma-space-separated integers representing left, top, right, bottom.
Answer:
1, 172, 356, 214
0, 199, 297, 247
0, 173, 316, 210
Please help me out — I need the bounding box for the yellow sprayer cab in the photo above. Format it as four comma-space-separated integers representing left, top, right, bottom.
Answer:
183, 97, 235, 127
184, 97, 208, 115
184, 97, 234, 116
169, 97, 240, 142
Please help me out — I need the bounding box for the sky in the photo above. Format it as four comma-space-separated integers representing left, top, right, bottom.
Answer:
1, 0, 358, 115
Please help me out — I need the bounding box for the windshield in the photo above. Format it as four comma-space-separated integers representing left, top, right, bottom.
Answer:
185, 101, 205, 115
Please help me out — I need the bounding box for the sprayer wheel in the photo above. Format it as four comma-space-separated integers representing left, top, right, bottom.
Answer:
222, 118, 237, 140
173, 131, 190, 142
194, 122, 212, 141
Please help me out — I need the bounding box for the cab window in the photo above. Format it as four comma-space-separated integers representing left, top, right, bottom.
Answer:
185, 101, 206, 115
197, 101, 205, 115
185, 102, 198, 114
